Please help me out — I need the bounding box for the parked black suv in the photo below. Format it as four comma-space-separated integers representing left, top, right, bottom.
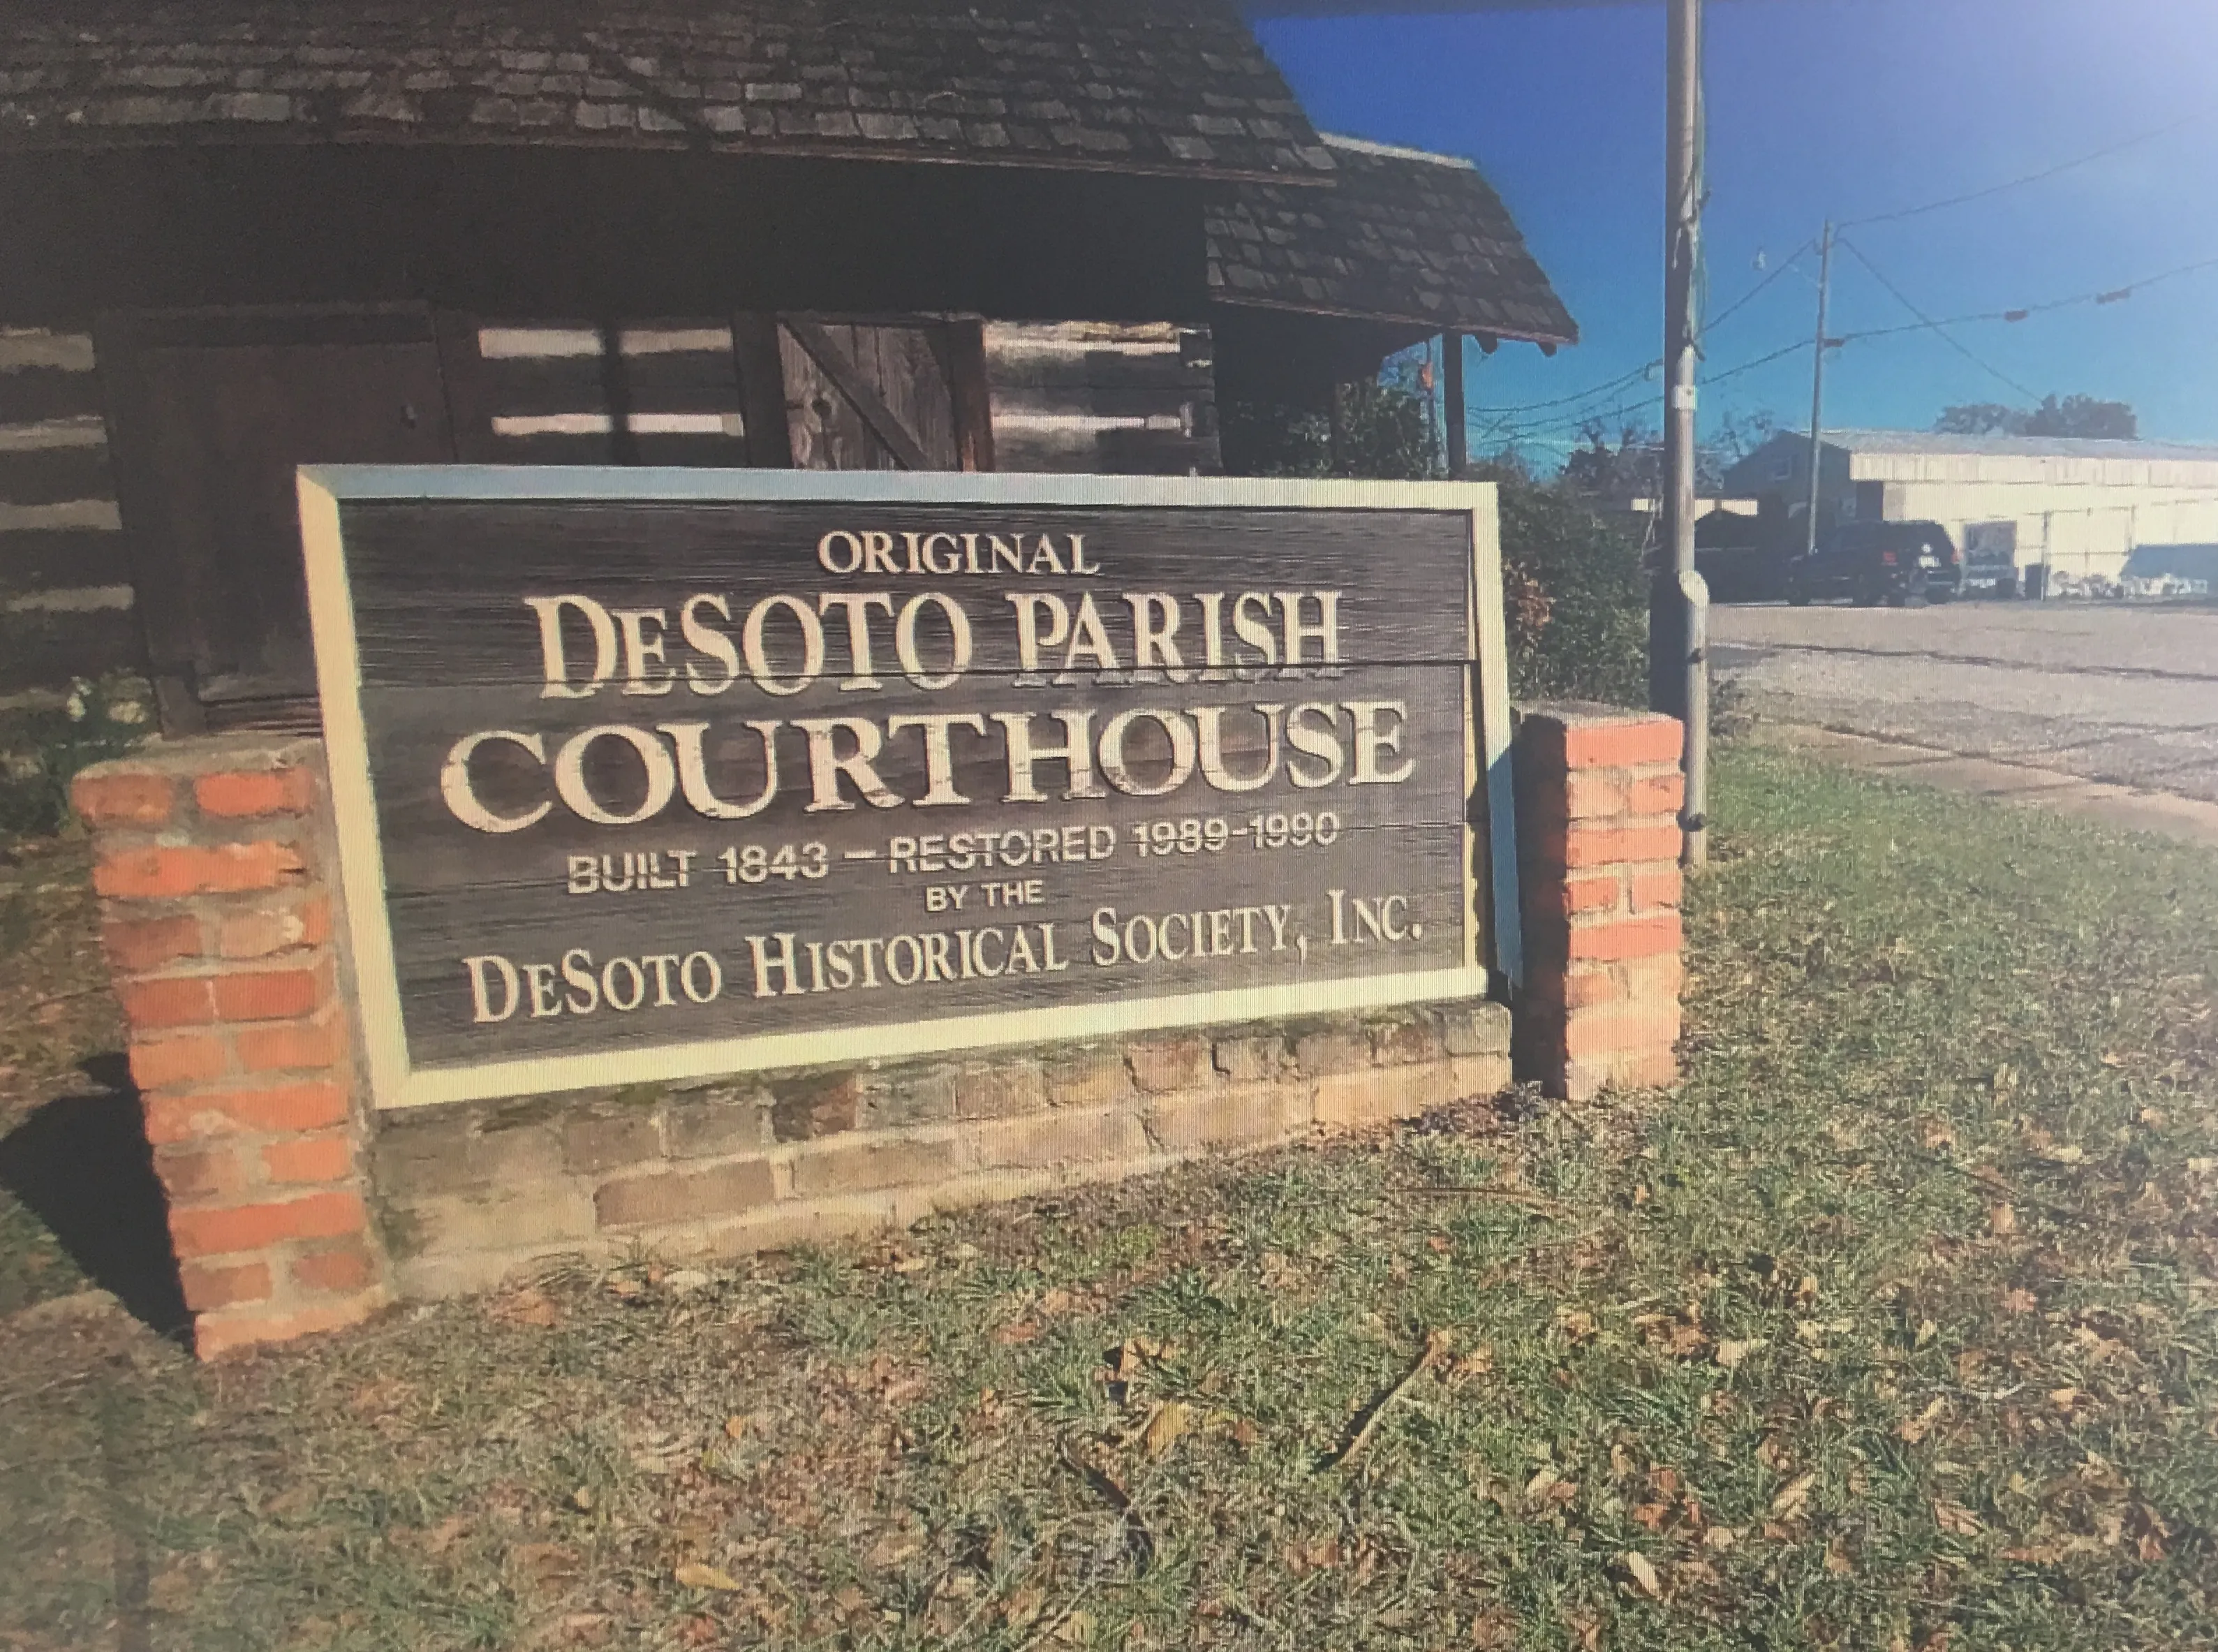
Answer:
1787, 520, 1963, 606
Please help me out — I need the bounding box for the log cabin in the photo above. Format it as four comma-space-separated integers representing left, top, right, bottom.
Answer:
0, 0, 1574, 734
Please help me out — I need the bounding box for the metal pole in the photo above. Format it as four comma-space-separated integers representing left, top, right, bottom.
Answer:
1444, 331, 1467, 480
1653, 0, 1707, 866
1802, 222, 1834, 564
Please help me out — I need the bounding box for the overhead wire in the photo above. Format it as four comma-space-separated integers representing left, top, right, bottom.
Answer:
1469, 104, 2210, 457
1465, 242, 1810, 436
1840, 110, 2208, 230
1835, 236, 2043, 401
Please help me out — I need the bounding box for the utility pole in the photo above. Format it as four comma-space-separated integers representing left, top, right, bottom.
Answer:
1652, 0, 1708, 866
1802, 221, 1835, 563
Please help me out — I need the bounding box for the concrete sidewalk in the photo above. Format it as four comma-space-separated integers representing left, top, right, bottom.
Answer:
1750, 721, 2218, 850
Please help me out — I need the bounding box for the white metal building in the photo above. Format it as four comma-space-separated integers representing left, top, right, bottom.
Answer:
1722, 429, 2218, 589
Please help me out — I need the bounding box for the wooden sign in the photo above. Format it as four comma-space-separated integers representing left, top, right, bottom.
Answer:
300, 469, 1521, 1111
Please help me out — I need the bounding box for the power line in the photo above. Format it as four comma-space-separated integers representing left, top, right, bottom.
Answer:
1836, 237, 2043, 401
1464, 244, 1810, 429
1825, 249, 2218, 346
1840, 109, 2209, 230
1474, 334, 1816, 446
1703, 239, 1814, 335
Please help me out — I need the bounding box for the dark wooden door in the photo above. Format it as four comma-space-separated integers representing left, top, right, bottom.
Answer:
772, 318, 991, 474
103, 312, 456, 728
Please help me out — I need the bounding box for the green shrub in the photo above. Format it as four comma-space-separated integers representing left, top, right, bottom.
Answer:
1219, 386, 1650, 706
0, 674, 154, 839
1481, 464, 1650, 706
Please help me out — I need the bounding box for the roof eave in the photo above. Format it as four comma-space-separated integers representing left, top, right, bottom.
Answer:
0, 126, 1342, 186
1213, 293, 1576, 348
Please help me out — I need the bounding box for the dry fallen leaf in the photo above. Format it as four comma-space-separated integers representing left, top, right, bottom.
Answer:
723, 1414, 748, 1440
1769, 1472, 1816, 1520
1898, 1397, 1946, 1444
1933, 1500, 1984, 1537
1000, 1584, 1046, 1630
1141, 1401, 1192, 1459
1620, 1550, 1662, 1598
490, 1288, 559, 1329
1715, 1338, 1761, 1370
2001, 1288, 2037, 1315
1988, 1204, 2017, 1237
1468, 1607, 1518, 1647
674, 1562, 743, 1593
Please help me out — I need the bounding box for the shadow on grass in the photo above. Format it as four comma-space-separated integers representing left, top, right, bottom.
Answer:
0, 1052, 189, 1341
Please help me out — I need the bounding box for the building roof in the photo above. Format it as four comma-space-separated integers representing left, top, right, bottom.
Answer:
1204, 132, 1576, 344
1818, 429, 2218, 463
0, 0, 1337, 182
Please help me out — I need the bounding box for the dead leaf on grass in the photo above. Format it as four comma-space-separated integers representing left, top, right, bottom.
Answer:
1898, 1397, 1946, 1444
1467, 1607, 1518, 1647
1620, 1550, 1663, 1598
1933, 1500, 1984, 1537
490, 1288, 560, 1329
1000, 1583, 1046, 1630
1769, 1472, 1816, 1520
511, 1544, 582, 1593
2000, 1288, 2037, 1315
1141, 1401, 1192, 1459
1715, 1338, 1761, 1369
674, 1561, 743, 1593
1988, 1204, 2017, 1237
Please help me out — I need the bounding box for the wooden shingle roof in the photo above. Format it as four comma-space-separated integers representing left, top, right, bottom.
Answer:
1208, 133, 1576, 344
0, 0, 1338, 182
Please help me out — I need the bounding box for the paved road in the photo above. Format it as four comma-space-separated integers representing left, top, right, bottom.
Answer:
1710, 601, 2218, 805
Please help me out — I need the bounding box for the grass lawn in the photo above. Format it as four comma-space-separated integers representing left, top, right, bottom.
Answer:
4, 744, 2218, 1650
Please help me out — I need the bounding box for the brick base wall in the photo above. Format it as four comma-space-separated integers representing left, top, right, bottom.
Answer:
71, 737, 389, 1358
374, 1008, 1511, 1297
73, 713, 1687, 1354
1513, 702, 1687, 1100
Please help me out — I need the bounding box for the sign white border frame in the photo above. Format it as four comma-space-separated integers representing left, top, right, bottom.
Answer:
298, 466, 1523, 1112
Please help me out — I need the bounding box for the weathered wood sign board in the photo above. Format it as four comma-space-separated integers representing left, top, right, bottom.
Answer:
299, 469, 1521, 1111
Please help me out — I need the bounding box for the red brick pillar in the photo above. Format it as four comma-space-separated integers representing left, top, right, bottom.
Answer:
1512, 703, 1686, 1100
71, 737, 390, 1358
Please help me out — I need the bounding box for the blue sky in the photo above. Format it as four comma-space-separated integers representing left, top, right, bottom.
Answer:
1250, 0, 2218, 458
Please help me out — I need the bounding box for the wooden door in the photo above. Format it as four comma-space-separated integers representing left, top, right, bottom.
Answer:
771, 317, 991, 474
101, 309, 457, 728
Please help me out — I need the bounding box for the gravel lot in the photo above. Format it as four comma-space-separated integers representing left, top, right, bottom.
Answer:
1711, 600, 2218, 803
